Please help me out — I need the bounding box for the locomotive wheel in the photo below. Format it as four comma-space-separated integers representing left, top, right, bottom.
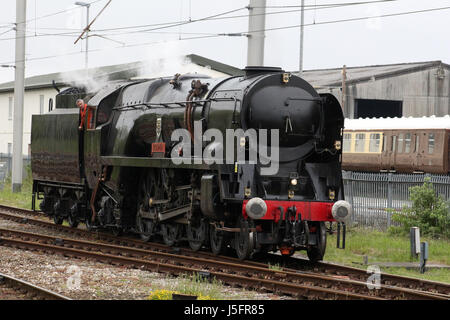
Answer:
67, 214, 79, 229
210, 224, 226, 256
234, 219, 255, 261
85, 212, 95, 231
307, 222, 327, 263
161, 223, 180, 247
136, 214, 155, 242
40, 197, 54, 217
53, 215, 64, 225
112, 227, 122, 237
68, 200, 80, 229
136, 170, 162, 242
187, 220, 208, 252
53, 200, 64, 225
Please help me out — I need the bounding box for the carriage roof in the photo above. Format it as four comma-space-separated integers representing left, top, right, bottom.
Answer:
344, 115, 450, 130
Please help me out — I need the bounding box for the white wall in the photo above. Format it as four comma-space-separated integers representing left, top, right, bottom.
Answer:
0, 87, 57, 156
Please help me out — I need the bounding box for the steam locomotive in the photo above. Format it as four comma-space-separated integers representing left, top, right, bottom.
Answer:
31, 66, 351, 262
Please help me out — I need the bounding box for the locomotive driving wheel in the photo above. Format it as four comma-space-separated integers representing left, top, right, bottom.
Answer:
307, 222, 327, 263
210, 223, 226, 256
161, 223, 181, 247
187, 219, 208, 252
235, 218, 255, 260
136, 171, 159, 242
136, 214, 156, 242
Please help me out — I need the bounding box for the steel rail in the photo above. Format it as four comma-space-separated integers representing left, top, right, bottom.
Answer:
0, 228, 447, 300
0, 234, 382, 300
0, 208, 270, 267
1, 204, 449, 297
0, 272, 71, 300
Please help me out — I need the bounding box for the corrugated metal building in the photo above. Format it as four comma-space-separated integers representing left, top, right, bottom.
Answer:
300, 60, 450, 119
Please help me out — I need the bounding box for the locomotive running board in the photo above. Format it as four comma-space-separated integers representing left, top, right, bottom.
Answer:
158, 205, 191, 222
101, 156, 214, 171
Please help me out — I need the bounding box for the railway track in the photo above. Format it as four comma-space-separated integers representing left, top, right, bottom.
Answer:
0, 272, 71, 300
0, 227, 412, 300
272, 256, 450, 296
0, 204, 449, 300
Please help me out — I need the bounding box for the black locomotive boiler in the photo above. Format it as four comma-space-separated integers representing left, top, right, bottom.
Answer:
31, 67, 351, 262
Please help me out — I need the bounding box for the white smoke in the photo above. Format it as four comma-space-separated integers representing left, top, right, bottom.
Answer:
59, 68, 115, 93
135, 41, 193, 79
58, 39, 213, 93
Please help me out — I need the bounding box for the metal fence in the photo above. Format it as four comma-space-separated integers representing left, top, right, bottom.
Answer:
0, 154, 31, 190
343, 171, 450, 230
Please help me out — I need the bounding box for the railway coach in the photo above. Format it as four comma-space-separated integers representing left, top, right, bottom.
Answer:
342, 116, 450, 174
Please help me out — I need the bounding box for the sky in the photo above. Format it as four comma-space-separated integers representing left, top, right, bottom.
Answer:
0, 0, 449, 83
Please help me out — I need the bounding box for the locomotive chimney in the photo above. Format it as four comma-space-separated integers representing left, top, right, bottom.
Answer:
244, 66, 284, 78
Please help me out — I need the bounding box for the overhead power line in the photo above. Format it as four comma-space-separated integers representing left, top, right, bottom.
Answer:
0, 33, 227, 66
24, 0, 104, 24
0, 5, 247, 42
0, 28, 14, 37
242, 5, 450, 35
87, 0, 400, 34
1, 4, 449, 66
0, 0, 405, 42
256, 0, 398, 9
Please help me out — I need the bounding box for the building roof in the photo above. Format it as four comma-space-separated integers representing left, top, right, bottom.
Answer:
2, 57, 448, 94
0, 54, 243, 93
298, 60, 450, 89
345, 115, 450, 130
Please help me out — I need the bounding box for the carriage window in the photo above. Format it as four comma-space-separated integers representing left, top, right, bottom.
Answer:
404, 133, 411, 153
415, 135, 420, 153
369, 134, 381, 153
391, 136, 397, 152
355, 133, 366, 152
383, 135, 387, 152
428, 133, 435, 154
397, 134, 404, 154
343, 134, 352, 152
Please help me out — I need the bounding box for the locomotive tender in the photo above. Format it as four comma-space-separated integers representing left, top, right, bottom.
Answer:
31, 67, 351, 262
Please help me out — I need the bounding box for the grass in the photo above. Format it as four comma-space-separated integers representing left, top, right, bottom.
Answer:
149, 273, 236, 300
0, 168, 34, 210
323, 227, 450, 283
